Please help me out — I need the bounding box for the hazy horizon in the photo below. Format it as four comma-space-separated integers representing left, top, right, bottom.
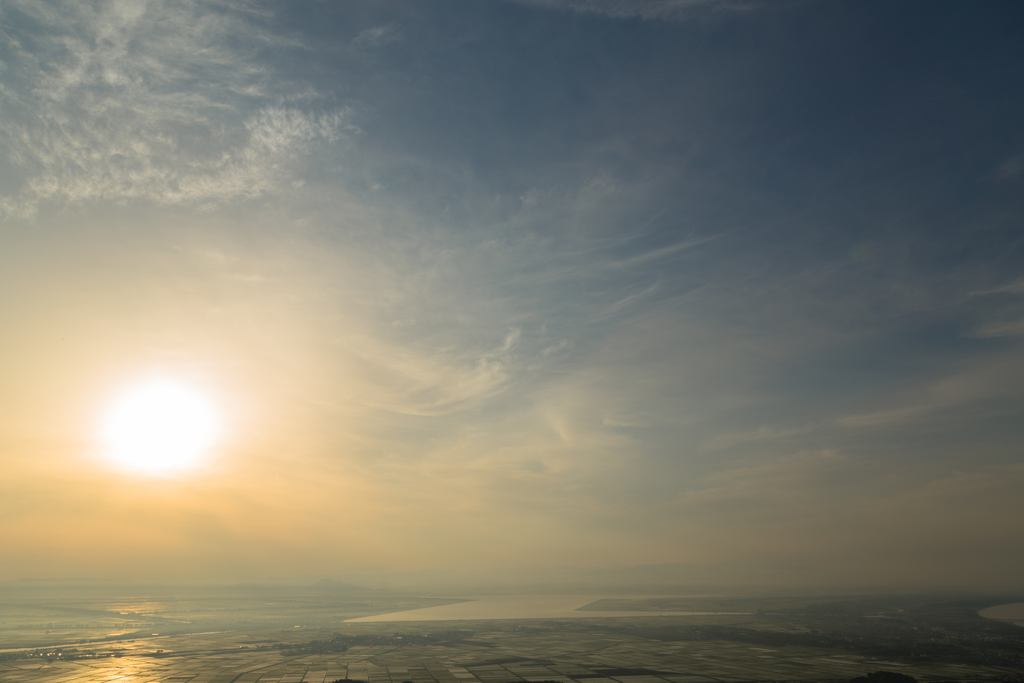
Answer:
1, 0, 1023, 593
4, 561, 1023, 595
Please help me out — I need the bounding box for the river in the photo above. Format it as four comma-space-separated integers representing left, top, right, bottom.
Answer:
979, 602, 1024, 626
347, 594, 748, 622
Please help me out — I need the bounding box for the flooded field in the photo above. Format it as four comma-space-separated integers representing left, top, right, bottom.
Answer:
2, 586, 1021, 683
2, 616, 1022, 683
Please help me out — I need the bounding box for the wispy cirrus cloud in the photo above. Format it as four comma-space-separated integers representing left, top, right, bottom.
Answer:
0, 0, 344, 215
348, 327, 527, 417
835, 349, 1024, 429
972, 319, 1024, 338
516, 0, 756, 21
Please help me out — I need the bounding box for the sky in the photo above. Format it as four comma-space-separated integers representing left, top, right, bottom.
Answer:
1, 0, 1023, 590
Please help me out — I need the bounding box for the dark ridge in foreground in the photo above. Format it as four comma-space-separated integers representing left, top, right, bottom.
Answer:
324, 674, 1024, 683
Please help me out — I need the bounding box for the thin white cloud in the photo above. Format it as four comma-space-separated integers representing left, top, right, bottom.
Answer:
998, 156, 1022, 180
835, 404, 931, 429
698, 424, 814, 454
678, 449, 849, 507
967, 279, 1024, 297
352, 25, 399, 51
517, 0, 755, 21
0, 0, 344, 215
339, 327, 527, 417
836, 349, 1024, 428
971, 319, 1024, 338
609, 235, 717, 269
589, 281, 660, 321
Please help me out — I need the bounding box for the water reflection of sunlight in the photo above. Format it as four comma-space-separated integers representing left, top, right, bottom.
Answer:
110, 601, 169, 615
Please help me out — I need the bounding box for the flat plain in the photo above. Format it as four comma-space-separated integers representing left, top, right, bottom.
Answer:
2, 586, 1022, 683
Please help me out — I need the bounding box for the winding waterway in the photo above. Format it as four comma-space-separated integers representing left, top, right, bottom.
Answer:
979, 602, 1024, 626
347, 594, 749, 622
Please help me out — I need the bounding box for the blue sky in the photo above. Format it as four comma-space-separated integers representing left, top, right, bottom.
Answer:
0, 0, 1022, 588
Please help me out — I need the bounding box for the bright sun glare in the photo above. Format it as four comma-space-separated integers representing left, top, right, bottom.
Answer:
100, 379, 221, 474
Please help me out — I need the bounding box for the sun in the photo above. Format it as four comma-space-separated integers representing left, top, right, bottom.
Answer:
100, 379, 221, 474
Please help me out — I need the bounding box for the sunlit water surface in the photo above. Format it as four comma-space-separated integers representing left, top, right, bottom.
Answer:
347, 594, 747, 622
979, 601, 1024, 625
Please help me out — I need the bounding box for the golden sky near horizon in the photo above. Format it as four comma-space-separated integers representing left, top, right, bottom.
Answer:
1, 0, 1023, 589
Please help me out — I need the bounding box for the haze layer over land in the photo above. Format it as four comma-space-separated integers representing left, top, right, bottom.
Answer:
1, 0, 1023, 590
